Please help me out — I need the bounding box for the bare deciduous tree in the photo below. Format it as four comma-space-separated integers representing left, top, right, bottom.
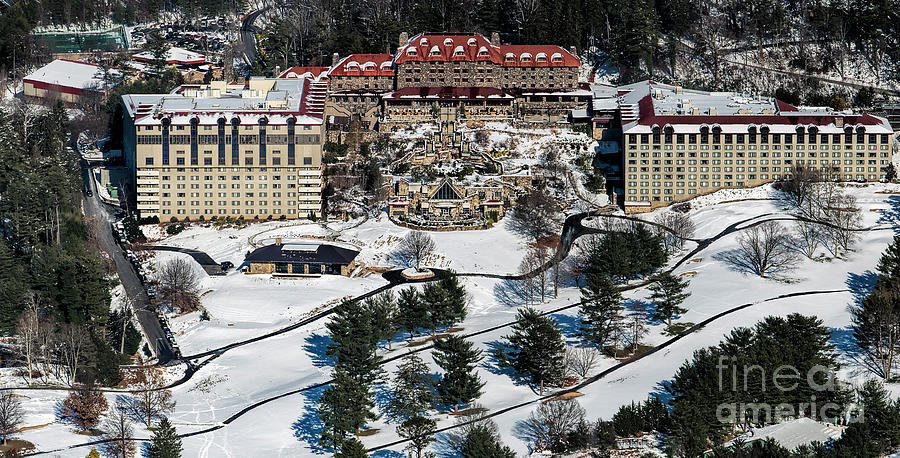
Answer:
0, 394, 24, 445
397, 231, 436, 271
15, 293, 41, 381
157, 257, 201, 312
784, 166, 820, 211
130, 364, 176, 428
654, 212, 696, 251
509, 187, 563, 242
57, 323, 89, 386
101, 404, 135, 458
520, 399, 586, 452
565, 347, 600, 378
628, 302, 648, 353
822, 193, 862, 256
793, 218, 822, 259
734, 221, 800, 278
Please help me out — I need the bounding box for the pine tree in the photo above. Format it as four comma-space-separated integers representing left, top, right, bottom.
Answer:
86, 448, 101, 458
857, 379, 900, 450
422, 281, 449, 335
461, 424, 516, 458
0, 242, 26, 333
578, 272, 624, 349
501, 307, 566, 394
648, 272, 691, 327
335, 437, 368, 458
433, 335, 484, 413
147, 417, 182, 458
318, 369, 377, 452
60, 383, 108, 431
876, 236, 900, 281
370, 291, 397, 350
326, 300, 382, 385
397, 415, 436, 458
398, 287, 428, 341
388, 353, 435, 420
438, 273, 468, 324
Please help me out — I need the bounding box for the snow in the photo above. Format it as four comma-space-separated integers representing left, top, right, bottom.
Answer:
23, 59, 108, 91
11, 181, 900, 456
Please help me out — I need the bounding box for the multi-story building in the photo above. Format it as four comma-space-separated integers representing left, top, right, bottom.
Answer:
618, 81, 895, 212
121, 77, 327, 221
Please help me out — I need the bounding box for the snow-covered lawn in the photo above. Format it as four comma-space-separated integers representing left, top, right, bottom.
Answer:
11, 182, 900, 457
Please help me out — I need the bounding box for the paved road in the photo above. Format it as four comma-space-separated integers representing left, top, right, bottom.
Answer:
239, 8, 268, 66
80, 162, 176, 364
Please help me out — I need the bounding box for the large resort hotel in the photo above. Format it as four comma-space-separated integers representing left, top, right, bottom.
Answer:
121, 77, 328, 221
618, 81, 894, 211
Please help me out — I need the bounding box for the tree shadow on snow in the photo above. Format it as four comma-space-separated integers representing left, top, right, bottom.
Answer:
846, 270, 878, 306
493, 278, 529, 307
550, 313, 582, 343
371, 451, 405, 458
712, 249, 800, 283
292, 385, 328, 454
876, 195, 900, 234
303, 333, 334, 368
624, 299, 659, 325
483, 340, 532, 388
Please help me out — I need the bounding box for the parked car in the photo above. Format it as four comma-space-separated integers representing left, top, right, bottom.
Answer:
220, 261, 234, 271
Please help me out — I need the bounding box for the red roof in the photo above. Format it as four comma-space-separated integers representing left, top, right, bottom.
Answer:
384, 86, 512, 101
498, 45, 579, 67
395, 33, 499, 64
393, 33, 578, 67
635, 94, 887, 127
278, 66, 329, 80
328, 54, 394, 77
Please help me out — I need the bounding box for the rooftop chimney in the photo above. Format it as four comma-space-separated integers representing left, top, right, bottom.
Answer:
275, 237, 283, 246
274, 65, 281, 77
332, 52, 340, 66
399, 32, 409, 47
491, 32, 500, 47
835, 117, 844, 128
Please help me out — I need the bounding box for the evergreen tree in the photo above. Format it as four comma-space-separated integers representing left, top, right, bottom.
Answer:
388, 353, 435, 420
398, 287, 428, 341
147, 417, 182, 458
461, 424, 516, 458
438, 273, 468, 324
0, 242, 26, 333
397, 415, 436, 458
370, 291, 397, 349
433, 335, 484, 413
335, 437, 368, 458
422, 281, 449, 335
501, 307, 566, 394
648, 272, 691, 327
857, 379, 900, 451
325, 300, 382, 385
876, 236, 900, 281
578, 272, 624, 349
86, 448, 101, 458
318, 369, 377, 452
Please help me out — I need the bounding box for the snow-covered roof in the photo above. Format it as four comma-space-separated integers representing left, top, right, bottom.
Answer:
133, 47, 207, 66
24, 59, 108, 92
727, 418, 843, 451
124, 78, 327, 126
618, 80, 893, 134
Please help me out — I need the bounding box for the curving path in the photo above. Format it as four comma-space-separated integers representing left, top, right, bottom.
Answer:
22, 203, 895, 455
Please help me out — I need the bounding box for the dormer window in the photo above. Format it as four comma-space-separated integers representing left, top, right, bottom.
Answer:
504, 52, 515, 62
520, 53, 532, 63
536, 52, 547, 62
419, 38, 428, 46
443, 37, 454, 46
478, 46, 490, 56
406, 47, 417, 56
430, 45, 441, 56
453, 46, 465, 56
551, 52, 563, 62
467, 38, 477, 46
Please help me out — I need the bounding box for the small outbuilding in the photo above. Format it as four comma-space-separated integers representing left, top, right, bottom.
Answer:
244, 239, 359, 277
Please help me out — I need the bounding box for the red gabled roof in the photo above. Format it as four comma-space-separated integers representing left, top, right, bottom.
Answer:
328, 54, 395, 77
498, 45, 579, 67
395, 33, 500, 64
393, 32, 579, 67
278, 66, 329, 80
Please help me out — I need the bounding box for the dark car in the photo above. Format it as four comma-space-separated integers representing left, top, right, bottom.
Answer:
85, 189, 93, 197
220, 261, 234, 271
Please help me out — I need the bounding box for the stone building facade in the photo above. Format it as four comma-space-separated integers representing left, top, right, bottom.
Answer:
388, 176, 528, 223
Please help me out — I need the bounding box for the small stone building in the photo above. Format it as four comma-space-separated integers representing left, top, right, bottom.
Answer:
245, 241, 359, 276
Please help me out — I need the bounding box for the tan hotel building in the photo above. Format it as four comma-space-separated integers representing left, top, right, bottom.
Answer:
122, 78, 327, 221
617, 82, 895, 212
